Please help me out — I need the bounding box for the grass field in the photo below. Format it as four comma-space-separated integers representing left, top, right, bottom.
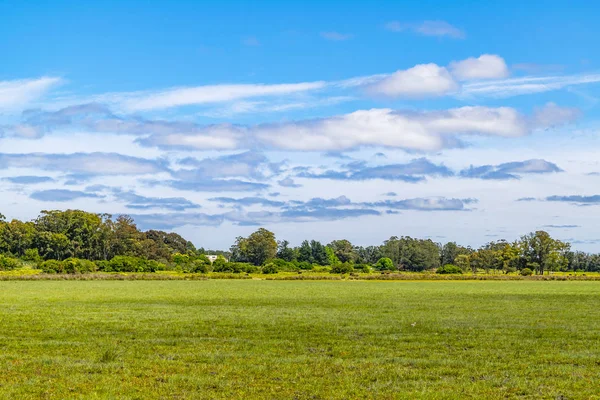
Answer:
0, 281, 599, 399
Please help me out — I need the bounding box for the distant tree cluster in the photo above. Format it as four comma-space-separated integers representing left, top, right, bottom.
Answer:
0, 209, 599, 275
228, 227, 600, 275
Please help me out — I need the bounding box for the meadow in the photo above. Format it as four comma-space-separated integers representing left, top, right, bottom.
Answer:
0, 280, 599, 399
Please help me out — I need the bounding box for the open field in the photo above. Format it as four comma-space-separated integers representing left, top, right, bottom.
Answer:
0, 281, 599, 399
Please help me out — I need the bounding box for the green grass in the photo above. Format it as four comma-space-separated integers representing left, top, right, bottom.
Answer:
0, 281, 599, 399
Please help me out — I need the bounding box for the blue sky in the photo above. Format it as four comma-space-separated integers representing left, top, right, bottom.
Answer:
1, 0, 600, 250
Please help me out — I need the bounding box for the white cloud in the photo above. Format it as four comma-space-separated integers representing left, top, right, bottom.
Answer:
385, 20, 465, 39
449, 54, 509, 80
461, 73, 600, 98
533, 102, 582, 128
0, 77, 62, 110
366, 64, 458, 98
112, 82, 327, 111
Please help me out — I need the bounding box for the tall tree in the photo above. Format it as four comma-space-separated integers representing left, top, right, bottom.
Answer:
519, 231, 570, 275
328, 239, 357, 263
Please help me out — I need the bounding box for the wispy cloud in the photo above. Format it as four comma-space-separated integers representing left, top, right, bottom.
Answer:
461, 73, 600, 98
297, 158, 453, 182
320, 31, 353, 41
0, 152, 168, 176
460, 159, 563, 180
3, 176, 55, 184
0, 77, 63, 111
385, 20, 465, 39
30, 189, 104, 202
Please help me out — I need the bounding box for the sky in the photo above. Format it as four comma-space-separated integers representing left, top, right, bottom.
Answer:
1, 0, 600, 251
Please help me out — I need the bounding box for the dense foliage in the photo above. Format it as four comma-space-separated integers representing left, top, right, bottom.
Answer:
1, 209, 600, 275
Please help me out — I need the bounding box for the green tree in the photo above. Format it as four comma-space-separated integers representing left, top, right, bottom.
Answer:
297, 240, 313, 264
374, 257, 394, 271
276, 240, 296, 262
519, 231, 570, 275
244, 228, 278, 266
328, 239, 357, 263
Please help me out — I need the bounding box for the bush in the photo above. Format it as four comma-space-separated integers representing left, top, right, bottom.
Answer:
104, 256, 165, 273
191, 259, 211, 273
214, 261, 258, 274
39, 258, 97, 274
374, 257, 394, 271
331, 263, 354, 274
296, 261, 313, 270
436, 264, 463, 274
22, 248, 42, 262
262, 262, 278, 274
520, 268, 534, 276
354, 263, 372, 273
0, 255, 22, 271
270, 258, 298, 272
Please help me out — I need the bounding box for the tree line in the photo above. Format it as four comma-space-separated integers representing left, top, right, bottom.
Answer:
0, 209, 598, 275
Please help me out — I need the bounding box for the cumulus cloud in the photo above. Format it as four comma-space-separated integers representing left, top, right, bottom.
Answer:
175, 151, 280, 180
278, 177, 302, 188
0, 77, 62, 110
254, 107, 531, 152
460, 159, 563, 180
385, 20, 465, 39
449, 54, 509, 80
367, 64, 459, 98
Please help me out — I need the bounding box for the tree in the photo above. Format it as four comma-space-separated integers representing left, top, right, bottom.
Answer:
355, 245, 383, 264
454, 254, 470, 272
310, 240, 329, 265
382, 236, 440, 271
441, 242, 471, 266
244, 228, 278, 266
328, 240, 357, 263
374, 257, 394, 271
297, 240, 313, 264
276, 240, 296, 262
518, 231, 570, 275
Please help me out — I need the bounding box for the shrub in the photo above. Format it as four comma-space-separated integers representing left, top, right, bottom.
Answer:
436, 264, 463, 274
214, 261, 258, 274
262, 262, 279, 274
331, 262, 354, 274
354, 263, 372, 273
520, 268, 533, 276
212, 255, 228, 269
191, 259, 211, 273
104, 256, 166, 273
270, 258, 298, 272
22, 248, 42, 262
39, 258, 97, 274
297, 261, 313, 270
374, 257, 394, 271
0, 255, 22, 271
39, 259, 63, 274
